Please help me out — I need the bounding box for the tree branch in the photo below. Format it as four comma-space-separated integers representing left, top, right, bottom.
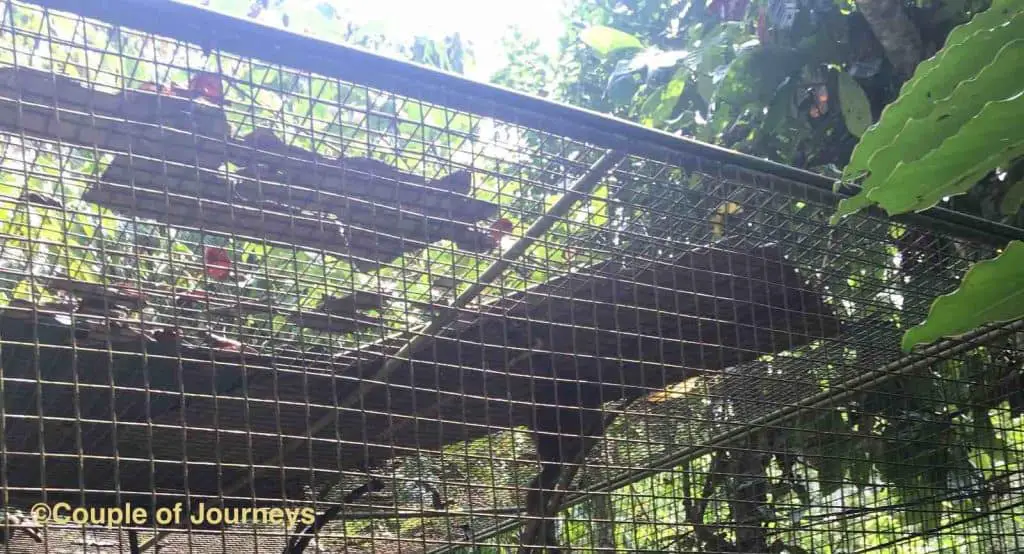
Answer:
855, 0, 925, 79
684, 452, 737, 553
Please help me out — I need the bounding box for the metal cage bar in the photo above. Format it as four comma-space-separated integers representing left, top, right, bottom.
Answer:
23, 0, 1024, 249
0, 2, 1019, 554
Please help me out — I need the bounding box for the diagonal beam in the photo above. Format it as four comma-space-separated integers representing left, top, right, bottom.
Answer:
334, 150, 625, 411
138, 149, 624, 552
428, 319, 1024, 553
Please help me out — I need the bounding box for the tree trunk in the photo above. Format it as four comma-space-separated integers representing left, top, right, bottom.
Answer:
855, 0, 925, 79
591, 491, 617, 552
729, 447, 771, 553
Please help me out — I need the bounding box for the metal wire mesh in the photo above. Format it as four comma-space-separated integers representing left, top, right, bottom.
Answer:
0, 1, 1020, 553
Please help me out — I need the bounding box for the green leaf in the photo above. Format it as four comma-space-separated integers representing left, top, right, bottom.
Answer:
639, 69, 687, 125
867, 91, 1024, 215
664, 67, 688, 99
1000, 178, 1024, 215
837, 72, 872, 137
588, 184, 609, 227
761, 77, 797, 134
638, 88, 664, 118
860, 39, 1024, 210
942, 0, 1022, 50
579, 26, 644, 57
607, 59, 642, 106
902, 240, 1024, 352
842, 9, 1024, 182
833, 24, 1024, 226
697, 74, 714, 103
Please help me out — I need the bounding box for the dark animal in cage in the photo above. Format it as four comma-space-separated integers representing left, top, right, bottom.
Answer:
3, 1, 1024, 552
0, 242, 840, 548
0, 26, 839, 554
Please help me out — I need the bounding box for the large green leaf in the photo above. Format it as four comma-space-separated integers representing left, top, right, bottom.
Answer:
942, 0, 1021, 50
902, 240, 1024, 352
841, 7, 1023, 182
837, 72, 872, 137
579, 26, 644, 57
831, 9, 1024, 223
855, 40, 1024, 213
866, 91, 1024, 215
836, 91, 1024, 223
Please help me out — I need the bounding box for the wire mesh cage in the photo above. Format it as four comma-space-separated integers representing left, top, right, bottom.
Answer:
0, 1, 1021, 553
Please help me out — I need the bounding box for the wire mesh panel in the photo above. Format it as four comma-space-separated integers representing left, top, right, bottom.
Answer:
0, 1, 1020, 553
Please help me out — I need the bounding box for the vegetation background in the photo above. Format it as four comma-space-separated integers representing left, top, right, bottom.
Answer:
3, 0, 1021, 551
179, 0, 1024, 551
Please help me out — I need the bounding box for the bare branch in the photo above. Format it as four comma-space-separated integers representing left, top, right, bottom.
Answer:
855, 0, 924, 78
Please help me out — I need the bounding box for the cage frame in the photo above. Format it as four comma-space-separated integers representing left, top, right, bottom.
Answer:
29, 0, 1024, 253
0, 1, 1021, 553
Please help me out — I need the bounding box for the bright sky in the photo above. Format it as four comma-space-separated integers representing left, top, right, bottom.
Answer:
338, 0, 566, 79
188, 0, 567, 81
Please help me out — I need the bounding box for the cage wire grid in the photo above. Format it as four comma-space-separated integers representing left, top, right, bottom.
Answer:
0, 0, 1020, 553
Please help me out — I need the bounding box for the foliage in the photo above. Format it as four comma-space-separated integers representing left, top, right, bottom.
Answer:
190, 0, 473, 73
524, 338, 1024, 554
836, 70, 872, 137
903, 240, 1024, 351
487, 0, 1024, 552
2, 0, 1021, 552
579, 25, 645, 57
495, 0, 1023, 230
827, 3, 1024, 353
501, 0, 870, 171
490, 25, 558, 96
835, 6, 1024, 221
